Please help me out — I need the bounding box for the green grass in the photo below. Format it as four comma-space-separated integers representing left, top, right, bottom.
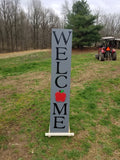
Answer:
0, 51, 51, 77
0, 49, 120, 159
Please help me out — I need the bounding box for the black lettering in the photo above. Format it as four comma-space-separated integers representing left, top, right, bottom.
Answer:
56, 62, 67, 74
56, 47, 68, 60
55, 75, 67, 88
54, 116, 65, 129
53, 31, 72, 45
53, 103, 67, 115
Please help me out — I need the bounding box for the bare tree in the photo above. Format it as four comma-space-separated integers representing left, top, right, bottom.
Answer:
18, 9, 31, 50
12, 0, 20, 50
0, 0, 61, 53
40, 8, 50, 49
0, 6, 4, 51
61, 0, 71, 27
28, 0, 61, 49
44, 9, 61, 48
0, 0, 20, 51
28, 0, 42, 49
93, 9, 120, 38
0, 0, 10, 51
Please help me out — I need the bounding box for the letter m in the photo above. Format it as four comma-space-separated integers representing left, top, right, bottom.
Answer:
53, 31, 72, 45
53, 103, 67, 115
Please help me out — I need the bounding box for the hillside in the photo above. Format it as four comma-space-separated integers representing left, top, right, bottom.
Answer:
0, 49, 120, 160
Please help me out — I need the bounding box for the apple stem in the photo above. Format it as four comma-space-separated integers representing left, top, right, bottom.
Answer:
61, 90, 64, 93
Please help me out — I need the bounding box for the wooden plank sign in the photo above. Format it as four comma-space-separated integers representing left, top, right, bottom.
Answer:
45, 29, 74, 137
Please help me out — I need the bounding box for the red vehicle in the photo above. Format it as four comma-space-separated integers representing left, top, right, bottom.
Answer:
96, 37, 117, 61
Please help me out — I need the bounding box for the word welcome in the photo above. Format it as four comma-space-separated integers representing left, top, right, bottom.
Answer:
50, 29, 72, 133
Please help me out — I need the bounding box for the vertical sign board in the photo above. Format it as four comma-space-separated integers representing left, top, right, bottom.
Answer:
45, 29, 74, 137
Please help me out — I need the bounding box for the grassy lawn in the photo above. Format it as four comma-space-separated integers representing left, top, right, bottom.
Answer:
0, 49, 120, 160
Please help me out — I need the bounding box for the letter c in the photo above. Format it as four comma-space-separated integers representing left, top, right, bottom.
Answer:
55, 75, 67, 88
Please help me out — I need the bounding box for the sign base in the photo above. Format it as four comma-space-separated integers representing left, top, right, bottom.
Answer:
45, 126, 74, 137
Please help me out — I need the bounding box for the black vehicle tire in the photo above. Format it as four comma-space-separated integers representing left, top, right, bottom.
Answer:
99, 52, 104, 61
95, 54, 99, 60
112, 52, 117, 61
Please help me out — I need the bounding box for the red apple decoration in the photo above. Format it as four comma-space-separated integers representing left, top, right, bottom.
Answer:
55, 90, 66, 102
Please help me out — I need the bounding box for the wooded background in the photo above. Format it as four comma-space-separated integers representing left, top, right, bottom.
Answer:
0, 0, 120, 53
0, 0, 61, 52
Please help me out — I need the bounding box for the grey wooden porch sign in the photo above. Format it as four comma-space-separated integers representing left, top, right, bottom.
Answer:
45, 28, 74, 137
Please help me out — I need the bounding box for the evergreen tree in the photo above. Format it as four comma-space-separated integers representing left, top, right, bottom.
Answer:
65, 0, 102, 48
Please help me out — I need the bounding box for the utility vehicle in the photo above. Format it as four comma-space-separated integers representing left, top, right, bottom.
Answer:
95, 37, 117, 61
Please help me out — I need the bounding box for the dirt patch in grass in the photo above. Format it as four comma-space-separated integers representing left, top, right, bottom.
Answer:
82, 142, 120, 160
0, 126, 32, 160
96, 124, 110, 135
81, 143, 99, 160
74, 130, 89, 140
72, 48, 97, 55
111, 117, 120, 127
58, 130, 89, 157
0, 48, 97, 59
71, 63, 120, 89
0, 49, 51, 59
82, 124, 119, 160
0, 71, 51, 99
71, 63, 106, 86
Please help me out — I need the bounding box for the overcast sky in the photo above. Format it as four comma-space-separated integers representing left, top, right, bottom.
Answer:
21, 0, 120, 16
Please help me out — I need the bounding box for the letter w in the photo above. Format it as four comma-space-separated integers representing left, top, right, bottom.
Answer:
53, 103, 67, 115
53, 31, 72, 45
